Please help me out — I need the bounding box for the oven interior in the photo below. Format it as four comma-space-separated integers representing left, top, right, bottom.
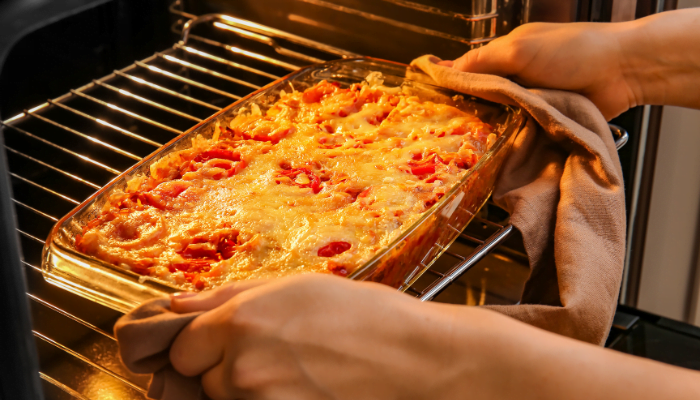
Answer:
1, 1, 683, 399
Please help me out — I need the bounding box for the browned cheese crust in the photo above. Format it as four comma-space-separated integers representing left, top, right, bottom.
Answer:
76, 80, 496, 290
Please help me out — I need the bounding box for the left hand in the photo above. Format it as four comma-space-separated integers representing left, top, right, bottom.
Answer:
169, 274, 455, 400
168, 274, 700, 400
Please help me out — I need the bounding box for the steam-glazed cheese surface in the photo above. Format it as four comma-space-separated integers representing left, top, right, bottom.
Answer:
76, 80, 497, 290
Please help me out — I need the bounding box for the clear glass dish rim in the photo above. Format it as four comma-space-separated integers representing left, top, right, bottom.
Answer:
41, 56, 525, 293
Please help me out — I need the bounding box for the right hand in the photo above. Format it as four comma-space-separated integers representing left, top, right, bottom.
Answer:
441, 22, 637, 120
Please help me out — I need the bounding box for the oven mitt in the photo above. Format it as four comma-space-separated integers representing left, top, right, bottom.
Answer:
410, 55, 626, 345
114, 298, 207, 400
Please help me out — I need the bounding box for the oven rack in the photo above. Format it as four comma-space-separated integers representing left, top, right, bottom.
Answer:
1, 11, 626, 399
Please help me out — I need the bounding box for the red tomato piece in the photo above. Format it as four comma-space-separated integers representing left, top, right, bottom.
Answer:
302, 81, 341, 103
217, 239, 237, 260
425, 174, 441, 184
367, 111, 390, 126
328, 264, 349, 277
208, 160, 235, 170
357, 187, 372, 198
217, 232, 240, 260
193, 276, 206, 290
277, 168, 323, 194
456, 153, 478, 169
318, 241, 352, 257
410, 164, 436, 176
180, 242, 218, 260
408, 153, 447, 176
172, 259, 212, 273
130, 259, 154, 274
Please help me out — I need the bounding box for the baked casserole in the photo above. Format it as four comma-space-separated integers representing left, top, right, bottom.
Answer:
74, 76, 497, 290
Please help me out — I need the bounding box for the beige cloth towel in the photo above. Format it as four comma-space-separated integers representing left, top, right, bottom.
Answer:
114, 298, 206, 400
411, 55, 625, 345
114, 55, 626, 400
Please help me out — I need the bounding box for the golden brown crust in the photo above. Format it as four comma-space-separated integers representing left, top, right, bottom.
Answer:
76, 80, 496, 290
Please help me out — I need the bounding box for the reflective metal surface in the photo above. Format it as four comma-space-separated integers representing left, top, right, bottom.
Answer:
174, 0, 515, 63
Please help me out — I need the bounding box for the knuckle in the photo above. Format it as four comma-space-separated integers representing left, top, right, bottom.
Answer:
512, 22, 548, 35
201, 370, 231, 400
169, 343, 193, 376
225, 298, 261, 333
499, 37, 533, 74
453, 50, 476, 71
230, 359, 266, 391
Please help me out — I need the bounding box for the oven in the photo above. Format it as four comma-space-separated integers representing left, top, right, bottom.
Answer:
1, 1, 697, 399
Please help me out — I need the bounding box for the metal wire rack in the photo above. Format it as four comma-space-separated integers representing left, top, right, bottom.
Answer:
1, 9, 627, 399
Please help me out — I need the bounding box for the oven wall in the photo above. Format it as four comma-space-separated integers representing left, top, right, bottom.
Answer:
636, 0, 700, 326
179, 0, 520, 64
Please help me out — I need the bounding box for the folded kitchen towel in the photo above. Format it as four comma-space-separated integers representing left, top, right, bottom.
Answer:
114, 55, 627, 400
411, 55, 626, 345
114, 298, 206, 400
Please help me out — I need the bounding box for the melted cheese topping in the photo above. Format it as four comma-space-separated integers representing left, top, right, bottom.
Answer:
76, 80, 496, 290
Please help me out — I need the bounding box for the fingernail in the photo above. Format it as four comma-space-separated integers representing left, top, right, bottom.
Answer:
171, 292, 198, 300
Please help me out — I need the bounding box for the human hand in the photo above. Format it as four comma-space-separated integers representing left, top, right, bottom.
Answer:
168, 272, 700, 400
169, 275, 455, 400
441, 22, 635, 120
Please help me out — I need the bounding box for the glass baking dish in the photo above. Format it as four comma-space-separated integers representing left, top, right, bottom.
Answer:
42, 57, 525, 313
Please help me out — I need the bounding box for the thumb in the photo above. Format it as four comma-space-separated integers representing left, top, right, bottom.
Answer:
170, 279, 270, 313
450, 43, 521, 77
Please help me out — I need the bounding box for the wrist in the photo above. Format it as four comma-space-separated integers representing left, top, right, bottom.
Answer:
606, 20, 648, 110
611, 10, 700, 109
413, 305, 510, 400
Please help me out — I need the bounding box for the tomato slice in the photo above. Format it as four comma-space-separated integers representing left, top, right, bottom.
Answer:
276, 167, 322, 194
318, 241, 352, 257
408, 153, 447, 177
410, 164, 436, 176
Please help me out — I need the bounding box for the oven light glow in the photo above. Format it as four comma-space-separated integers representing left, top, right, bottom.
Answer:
213, 21, 247, 35
228, 46, 265, 61
220, 14, 263, 31
213, 21, 269, 43
97, 118, 122, 131
182, 46, 201, 55
131, 76, 147, 84
162, 55, 179, 63
117, 89, 154, 107
3, 102, 50, 123
4, 112, 26, 123
28, 103, 49, 114
145, 65, 163, 73
288, 14, 339, 32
